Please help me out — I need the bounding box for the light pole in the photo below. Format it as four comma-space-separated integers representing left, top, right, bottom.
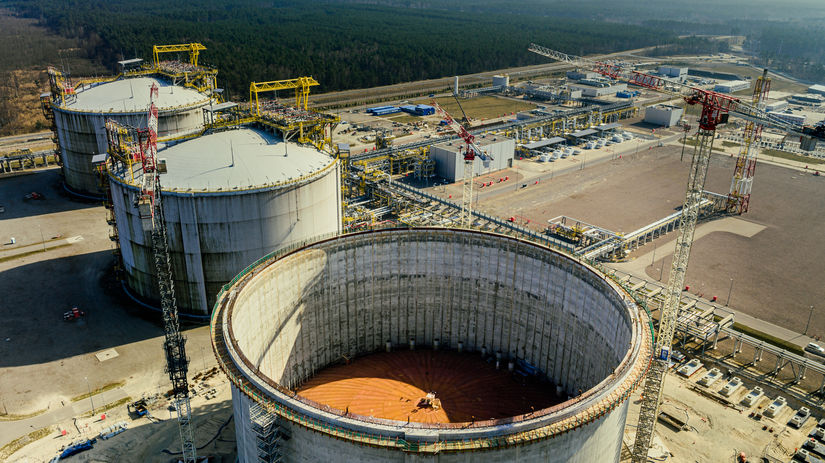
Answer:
650, 242, 656, 268
805, 305, 815, 335
726, 278, 734, 306
84, 376, 95, 416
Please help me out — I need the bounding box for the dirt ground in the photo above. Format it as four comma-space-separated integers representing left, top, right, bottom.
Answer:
297, 350, 559, 424
624, 366, 818, 463
457, 143, 825, 339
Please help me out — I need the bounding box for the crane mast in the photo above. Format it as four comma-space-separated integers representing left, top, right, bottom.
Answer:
139, 83, 197, 462
431, 101, 490, 227
727, 69, 770, 214
527, 43, 738, 463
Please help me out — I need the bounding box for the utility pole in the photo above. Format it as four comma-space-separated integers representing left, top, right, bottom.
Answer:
726, 278, 734, 306
805, 305, 815, 335
84, 376, 95, 415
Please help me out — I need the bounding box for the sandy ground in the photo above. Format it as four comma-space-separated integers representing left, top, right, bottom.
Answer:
10, 370, 236, 462
436, 141, 825, 339
624, 366, 818, 463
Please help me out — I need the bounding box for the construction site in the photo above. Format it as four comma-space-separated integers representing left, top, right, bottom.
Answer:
1, 38, 825, 463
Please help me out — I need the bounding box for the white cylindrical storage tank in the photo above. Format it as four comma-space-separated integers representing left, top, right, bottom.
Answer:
53, 76, 211, 196
108, 127, 341, 316
212, 228, 652, 462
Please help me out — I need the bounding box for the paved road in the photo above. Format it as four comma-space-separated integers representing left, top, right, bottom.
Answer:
0, 386, 129, 449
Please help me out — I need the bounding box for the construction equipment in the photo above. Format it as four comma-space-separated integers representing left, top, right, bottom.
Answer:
249, 77, 320, 115
431, 101, 491, 227
126, 83, 197, 462
152, 43, 207, 68
727, 69, 770, 214
528, 43, 825, 463
128, 398, 149, 418
246, 77, 338, 151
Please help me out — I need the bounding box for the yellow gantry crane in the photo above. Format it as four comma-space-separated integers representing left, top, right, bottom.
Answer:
152, 43, 207, 68
249, 77, 320, 115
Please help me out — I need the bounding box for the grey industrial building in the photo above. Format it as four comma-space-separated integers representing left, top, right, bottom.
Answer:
658, 66, 687, 78
429, 135, 515, 182
644, 104, 684, 127
571, 83, 627, 97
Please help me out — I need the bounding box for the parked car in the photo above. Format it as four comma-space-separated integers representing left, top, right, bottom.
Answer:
805, 342, 825, 357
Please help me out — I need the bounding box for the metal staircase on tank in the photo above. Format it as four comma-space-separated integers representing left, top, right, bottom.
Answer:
94, 158, 123, 279
250, 403, 284, 463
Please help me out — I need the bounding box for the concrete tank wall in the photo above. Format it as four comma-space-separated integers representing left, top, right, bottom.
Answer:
213, 229, 652, 462
230, 385, 631, 463
54, 97, 207, 196
109, 160, 342, 315
53, 83, 209, 195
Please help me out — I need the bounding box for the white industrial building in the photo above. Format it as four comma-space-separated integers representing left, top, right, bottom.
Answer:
768, 111, 807, 126
430, 135, 515, 182
808, 84, 825, 96
714, 80, 750, 93
658, 66, 687, 78
644, 104, 683, 127
789, 93, 824, 106
571, 83, 627, 97
765, 100, 789, 112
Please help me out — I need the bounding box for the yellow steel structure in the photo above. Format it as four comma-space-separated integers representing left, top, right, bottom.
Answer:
249, 77, 320, 115
153, 43, 207, 68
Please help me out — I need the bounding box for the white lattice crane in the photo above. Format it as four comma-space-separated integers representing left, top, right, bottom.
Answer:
727, 69, 770, 214
528, 43, 825, 463
136, 83, 198, 463
431, 100, 492, 227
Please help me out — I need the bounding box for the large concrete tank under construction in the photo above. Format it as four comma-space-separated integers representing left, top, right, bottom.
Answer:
212, 228, 652, 462
52, 76, 210, 195
108, 127, 341, 316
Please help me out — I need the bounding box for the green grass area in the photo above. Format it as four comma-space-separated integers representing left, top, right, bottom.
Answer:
720, 140, 740, 148
79, 396, 131, 418
0, 426, 55, 461
415, 95, 535, 121
731, 322, 805, 356
70, 381, 124, 403
0, 408, 47, 421
761, 148, 825, 165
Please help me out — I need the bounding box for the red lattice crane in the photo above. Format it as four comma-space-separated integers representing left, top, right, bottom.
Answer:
431, 100, 491, 227
528, 43, 825, 463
